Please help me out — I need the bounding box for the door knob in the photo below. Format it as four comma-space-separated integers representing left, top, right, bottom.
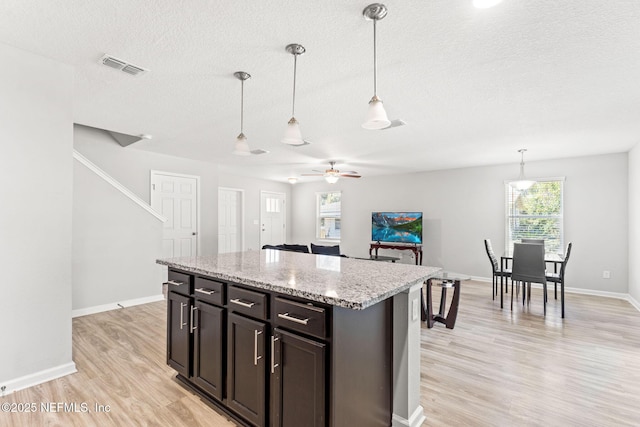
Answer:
192, 232, 197, 236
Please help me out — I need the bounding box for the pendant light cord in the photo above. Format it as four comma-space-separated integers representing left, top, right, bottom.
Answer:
292, 53, 298, 117
373, 18, 378, 96
240, 78, 244, 133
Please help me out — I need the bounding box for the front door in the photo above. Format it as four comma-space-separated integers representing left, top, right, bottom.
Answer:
151, 171, 199, 258
218, 188, 243, 253
260, 191, 286, 248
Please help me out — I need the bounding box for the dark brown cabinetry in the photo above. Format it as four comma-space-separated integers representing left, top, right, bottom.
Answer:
167, 290, 192, 377
227, 312, 267, 427
193, 300, 224, 400
166, 268, 391, 427
271, 328, 326, 427
166, 271, 225, 404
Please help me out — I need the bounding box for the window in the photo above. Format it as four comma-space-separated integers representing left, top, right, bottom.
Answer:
505, 179, 564, 253
317, 191, 341, 240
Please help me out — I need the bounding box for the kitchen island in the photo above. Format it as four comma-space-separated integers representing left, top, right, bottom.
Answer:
158, 250, 439, 427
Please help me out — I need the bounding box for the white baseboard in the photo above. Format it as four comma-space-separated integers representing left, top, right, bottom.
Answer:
1, 362, 77, 395
72, 294, 165, 318
475, 276, 640, 313
392, 405, 426, 427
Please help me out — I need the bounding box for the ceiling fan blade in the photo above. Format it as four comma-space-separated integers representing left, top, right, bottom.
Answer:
382, 119, 406, 130
311, 169, 325, 173
341, 171, 359, 174
340, 174, 361, 178
301, 173, 325, 176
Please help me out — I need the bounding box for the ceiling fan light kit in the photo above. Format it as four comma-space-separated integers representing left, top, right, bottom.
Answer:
282, 43, 307, 145
510, 148, 535, 191
302, 161, 362, 184
362, 3, 391, 130
232, 71, 253, 156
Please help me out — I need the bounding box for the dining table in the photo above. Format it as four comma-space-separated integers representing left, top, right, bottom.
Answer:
500, 250, 566, 309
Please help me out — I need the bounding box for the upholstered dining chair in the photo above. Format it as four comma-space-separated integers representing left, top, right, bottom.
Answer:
511, 242, 547, 315
484, 239, 511, 302
521, 238, 545, 244
545, 242, 572, 318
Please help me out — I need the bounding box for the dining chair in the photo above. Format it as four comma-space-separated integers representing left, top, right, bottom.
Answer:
545, 242, 572, 318
511, 242, 547, 315
484, 239, 511, 303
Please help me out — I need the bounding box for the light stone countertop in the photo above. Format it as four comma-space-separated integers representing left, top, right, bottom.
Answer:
157, 250, 441, 310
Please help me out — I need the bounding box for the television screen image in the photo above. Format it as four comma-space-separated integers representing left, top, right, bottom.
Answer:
371, 212, 423, 244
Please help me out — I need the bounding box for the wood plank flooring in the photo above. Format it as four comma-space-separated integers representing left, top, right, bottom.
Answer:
2, 281, 639, 426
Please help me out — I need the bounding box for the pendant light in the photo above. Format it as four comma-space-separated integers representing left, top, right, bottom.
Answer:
232, 71, 252, 156
510, 149, 535, 191
282, 43, 306, 145
362, 3, 391, 130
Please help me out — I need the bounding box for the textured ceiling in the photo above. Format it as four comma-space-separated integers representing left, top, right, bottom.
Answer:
1, 0, 639, 182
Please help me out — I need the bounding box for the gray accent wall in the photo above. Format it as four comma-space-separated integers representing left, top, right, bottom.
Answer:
72, 161, 164, 311
0, 43, 74, 384
291, 153, 629, 294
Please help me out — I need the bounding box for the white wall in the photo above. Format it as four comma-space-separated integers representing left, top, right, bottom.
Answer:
72, 161, 164, 313
629, 143, 640, 303
0, 43, 75, 389
291, 153, 628, 293
74, 125, 291, 254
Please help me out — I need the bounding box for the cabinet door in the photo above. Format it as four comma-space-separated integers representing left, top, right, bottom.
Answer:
227, 312, 267, 427
167, 292, 192, 377
193, 300, 224, 401
271, 328, 326, 427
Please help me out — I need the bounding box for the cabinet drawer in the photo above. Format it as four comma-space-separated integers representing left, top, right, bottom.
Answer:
228, 286, 268, 320
194, 277, 224, 306
273, 297, 327, 339
167, 270, 192, 295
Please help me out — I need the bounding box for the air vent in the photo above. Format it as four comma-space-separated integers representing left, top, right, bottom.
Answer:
99, 54, 148, 76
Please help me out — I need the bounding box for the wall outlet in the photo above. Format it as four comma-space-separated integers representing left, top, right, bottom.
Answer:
602, 270, 611, 279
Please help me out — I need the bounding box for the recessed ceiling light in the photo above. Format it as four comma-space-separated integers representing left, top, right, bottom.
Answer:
473, 0, 503, 8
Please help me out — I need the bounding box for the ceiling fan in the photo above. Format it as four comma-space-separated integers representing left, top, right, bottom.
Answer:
302, 161, 361, 183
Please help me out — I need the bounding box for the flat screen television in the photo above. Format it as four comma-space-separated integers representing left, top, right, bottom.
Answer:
371, 212, 423, 244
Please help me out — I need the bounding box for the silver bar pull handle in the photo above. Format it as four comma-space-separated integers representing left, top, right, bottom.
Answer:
271, 336, 280, 374
195, 288, 215, 295
254, 330, 263, 366
179, 302, 187, 330
230, 298, 256, 308
277, 312, 309, 325
190, 306, 198, 333
166, 280, 184, 286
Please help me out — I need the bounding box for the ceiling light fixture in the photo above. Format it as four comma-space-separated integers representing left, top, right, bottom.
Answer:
510, 149, 535, 191
287, 177, 298, 184
325, 174, 340, 184
473, 0, 504, 9
362, 3, 391, 130
232, 71, 252, 156
282, 43, 306, 145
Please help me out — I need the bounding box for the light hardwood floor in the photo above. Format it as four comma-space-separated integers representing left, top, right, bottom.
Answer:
2, 282, 640, 426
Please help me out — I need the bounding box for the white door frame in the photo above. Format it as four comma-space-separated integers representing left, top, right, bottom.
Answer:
218, 187, 245, 253
260, 190, 287, 248
150, 170, 201, 256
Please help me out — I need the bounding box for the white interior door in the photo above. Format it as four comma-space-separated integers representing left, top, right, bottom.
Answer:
151, 171, 199, 258
260, 191, 286, 247
218, 188, 244, 253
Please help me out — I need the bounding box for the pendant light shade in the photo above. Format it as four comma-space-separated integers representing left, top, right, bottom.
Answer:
362, 3, 391, 130
510, 149, 535, 191
233, 132, 251, 156
363, 95, 391, 130
282, 44, 306, 146
232, 71, 252, 156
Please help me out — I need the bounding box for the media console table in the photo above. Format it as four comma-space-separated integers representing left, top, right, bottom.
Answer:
370, 242, 423, 265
